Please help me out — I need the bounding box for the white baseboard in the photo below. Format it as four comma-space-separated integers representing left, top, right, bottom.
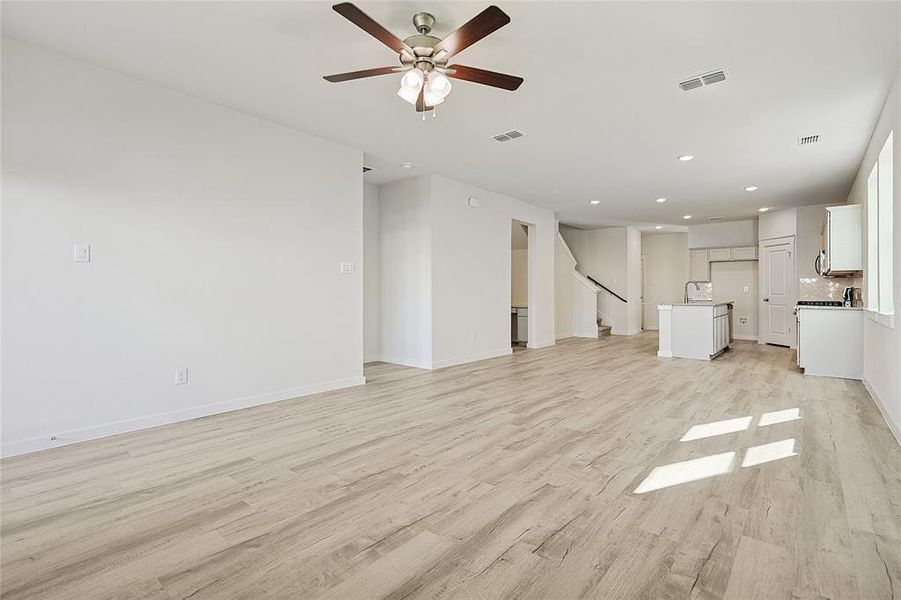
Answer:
644, 326, 659, 331
527, 339, 555, 349
431, 348, 512, 370
613, 328, 643, 336
863, 378, 901, 447
573, 330, 599, 338
732, 335, 759, 341
377, 355, 432, 370
363, 354, 382, 364
657, 350, 673, 358
1, 375, 366, 458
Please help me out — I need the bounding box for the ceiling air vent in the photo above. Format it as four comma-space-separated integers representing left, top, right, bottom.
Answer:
492, 130, 526, 142
362, 166, 373, 173
678, 69, 727, 92
708, 216, 725, 222
798, 135, 820, 146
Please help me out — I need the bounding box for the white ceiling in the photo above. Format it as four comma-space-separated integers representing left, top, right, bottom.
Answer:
3, 2, 898, 230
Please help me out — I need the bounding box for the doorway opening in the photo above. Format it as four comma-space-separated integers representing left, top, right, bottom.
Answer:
511, 220, 531, 349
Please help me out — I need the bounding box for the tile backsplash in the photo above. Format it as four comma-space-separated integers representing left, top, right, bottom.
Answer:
799, 276, 863, 303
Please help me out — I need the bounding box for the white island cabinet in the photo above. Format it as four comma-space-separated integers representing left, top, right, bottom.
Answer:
658, 302, 733, 360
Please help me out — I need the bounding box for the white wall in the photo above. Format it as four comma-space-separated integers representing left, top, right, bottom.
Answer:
554, 232, 575, 339
377, 176, 432, 369
1, 40, 365, 456
429, 175, 556, 367
759, 208, 797, 241
363, 183, 380, 362
688, 220, 758, 248
626, 227, 642, 333
711, 261, 759, 340
641, 233, 689, 329
846, 66, 900, 441
511, 250, 528, 306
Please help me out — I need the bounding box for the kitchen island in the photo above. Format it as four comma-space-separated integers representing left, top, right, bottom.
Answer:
657, 302, 733, 360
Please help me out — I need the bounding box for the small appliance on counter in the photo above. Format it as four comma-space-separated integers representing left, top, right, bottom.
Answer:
842, 286, 861, 307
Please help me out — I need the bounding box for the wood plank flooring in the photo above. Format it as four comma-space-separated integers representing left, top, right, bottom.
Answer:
2, 333, 900, 599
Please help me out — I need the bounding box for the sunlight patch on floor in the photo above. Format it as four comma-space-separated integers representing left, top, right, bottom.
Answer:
758, 408, 801, 427
741, 438, 797, 467
680, 416, 753, 442
634, 451, 736, 494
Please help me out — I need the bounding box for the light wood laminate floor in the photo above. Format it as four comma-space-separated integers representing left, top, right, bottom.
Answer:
2, 334, 900, 599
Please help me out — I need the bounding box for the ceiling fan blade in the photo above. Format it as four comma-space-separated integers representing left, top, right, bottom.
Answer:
433, 6, 510, 59
323, 66, 404, 83
332, 3, 410, 54
446, 65, 523, 91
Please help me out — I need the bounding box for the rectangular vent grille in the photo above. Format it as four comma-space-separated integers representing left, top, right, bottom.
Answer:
708, 216, 724, 222
362, 166, 373, 173
678, 69, 727, 92
678, 78, 703, 92
798, 135, 820, 146
492, 130, 526, 142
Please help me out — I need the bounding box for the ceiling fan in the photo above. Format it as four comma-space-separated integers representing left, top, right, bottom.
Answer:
323, 3, 523, 113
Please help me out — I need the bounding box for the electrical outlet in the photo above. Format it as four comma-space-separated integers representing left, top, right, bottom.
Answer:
175, 368, 188, 385
74, 243, 91, 263
743, 285, 750, 293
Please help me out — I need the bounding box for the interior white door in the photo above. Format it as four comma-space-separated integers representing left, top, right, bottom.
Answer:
761, 237, 794, 346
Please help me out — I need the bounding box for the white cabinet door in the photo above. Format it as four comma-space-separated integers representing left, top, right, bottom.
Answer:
708, 248, 731, 262
732, 246, 758, 260
689, 250, 709, 281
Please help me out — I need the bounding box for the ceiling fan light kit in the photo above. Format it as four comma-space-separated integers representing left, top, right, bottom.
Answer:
324, 3, 523, 114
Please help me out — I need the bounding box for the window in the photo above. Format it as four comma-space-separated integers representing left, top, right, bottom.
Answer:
867, 131, 894, 320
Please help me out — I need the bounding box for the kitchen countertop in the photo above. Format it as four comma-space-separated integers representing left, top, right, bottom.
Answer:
659, 301, 734, 307
795, 305, 863, 311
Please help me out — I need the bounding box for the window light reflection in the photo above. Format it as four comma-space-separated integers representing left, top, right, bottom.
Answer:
741, 439, 797, 468
680, 416, 753, 442
758, 408, 801, 427
634, 451, 736, 494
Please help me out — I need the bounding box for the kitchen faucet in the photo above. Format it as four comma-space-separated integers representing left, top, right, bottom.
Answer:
684, 281, 702, 303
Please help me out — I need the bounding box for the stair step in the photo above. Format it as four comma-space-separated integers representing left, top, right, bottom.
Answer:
598, 324, 612, 337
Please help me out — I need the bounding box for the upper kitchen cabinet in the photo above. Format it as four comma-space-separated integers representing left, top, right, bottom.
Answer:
818, 205, 862, 276
690, 249, 710, 281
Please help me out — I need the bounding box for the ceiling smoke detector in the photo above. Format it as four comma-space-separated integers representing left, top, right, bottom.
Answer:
492, 129, 526, 143
678, 69, 727, 92
798, 135, 820, 146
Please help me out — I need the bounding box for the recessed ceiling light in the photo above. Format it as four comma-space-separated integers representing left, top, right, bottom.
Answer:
401, 162, 413, 168
683, 215, 692, 220
589, 200, 601, 205
758, 207, 770, 212
656, 198, 667, 203
655, 225, 663, 230
678, 155, 695, 162
745, 186, 758, 192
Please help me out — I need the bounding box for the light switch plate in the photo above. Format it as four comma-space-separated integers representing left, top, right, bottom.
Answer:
175, 368, 188, 385
339, 262, 354, 274
74, 243, 91, 263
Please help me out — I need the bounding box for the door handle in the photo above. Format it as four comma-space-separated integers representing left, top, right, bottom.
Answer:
763, 297, 769, 302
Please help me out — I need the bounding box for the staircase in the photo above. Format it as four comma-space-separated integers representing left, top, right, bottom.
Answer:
597, 318, 612, 337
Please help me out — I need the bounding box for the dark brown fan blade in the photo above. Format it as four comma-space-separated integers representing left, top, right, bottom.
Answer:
323, 66, 403, 83
332, 3, 409, 54
433, 6, 510, 59
446, 65, 523, 91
